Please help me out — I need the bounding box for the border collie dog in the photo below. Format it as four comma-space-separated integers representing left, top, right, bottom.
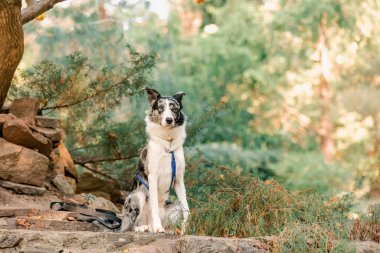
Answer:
120, 87, 189, 233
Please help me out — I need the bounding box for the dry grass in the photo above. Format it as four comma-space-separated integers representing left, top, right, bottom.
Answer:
351, 204, 380, 243
184, 158, 380, 252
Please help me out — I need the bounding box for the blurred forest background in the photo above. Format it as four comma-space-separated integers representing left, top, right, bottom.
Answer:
8, 0, 380, 246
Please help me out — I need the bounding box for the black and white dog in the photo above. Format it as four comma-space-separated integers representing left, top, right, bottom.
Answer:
120, 88, 189, 233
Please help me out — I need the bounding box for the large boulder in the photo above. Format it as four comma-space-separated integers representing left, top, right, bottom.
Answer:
2, 119, 52, 157
9, 97, 39, 125
0, 139, 49, 187
76, 172, 121, 203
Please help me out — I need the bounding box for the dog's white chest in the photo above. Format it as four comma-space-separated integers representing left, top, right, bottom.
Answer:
156, 152, 173, 193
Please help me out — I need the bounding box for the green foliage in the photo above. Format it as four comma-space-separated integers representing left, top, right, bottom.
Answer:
185, 162, 353, 246
273, 152, 352, 195
10, 47, 155, 186
11, 47, 155, 113
191, 143, 278, 180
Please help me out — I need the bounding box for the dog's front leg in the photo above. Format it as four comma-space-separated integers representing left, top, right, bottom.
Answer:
148, 173, 165, 233
174, 175, 190, 235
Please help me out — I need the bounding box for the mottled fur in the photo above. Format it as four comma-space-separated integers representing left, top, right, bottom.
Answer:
121, 88, 189, 234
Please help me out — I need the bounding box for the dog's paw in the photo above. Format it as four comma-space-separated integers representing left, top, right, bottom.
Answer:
134, 225, 149, 232
151, 225, 166, 233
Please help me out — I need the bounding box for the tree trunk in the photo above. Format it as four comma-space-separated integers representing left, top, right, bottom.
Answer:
317, 13, 335, 163
0, 0, 24, 109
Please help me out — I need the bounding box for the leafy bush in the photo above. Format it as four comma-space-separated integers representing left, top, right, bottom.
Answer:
189, 143, 278, 180
183, 157, 362, 252
273, 152, 352, 195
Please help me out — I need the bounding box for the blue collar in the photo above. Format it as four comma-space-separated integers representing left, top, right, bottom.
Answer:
136, 151, 176, 192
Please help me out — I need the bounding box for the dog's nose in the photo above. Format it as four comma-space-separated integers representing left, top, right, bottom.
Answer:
166, 118, 173, 124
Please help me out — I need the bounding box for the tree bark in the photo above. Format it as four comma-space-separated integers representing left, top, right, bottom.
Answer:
21, 0, 65, 25
317, 13, 335, 163
0, 0, 24, 109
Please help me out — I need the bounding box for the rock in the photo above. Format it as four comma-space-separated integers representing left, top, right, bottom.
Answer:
50, 144, 78, 180
50, 143, 79, 183
176, 236, 269, 253
9, 97, 39, 125
0, 234, 22, 249
128, 238, 177, 253
92, 191, 111, 200
65, 176, 77, 192
0, 114, 16, 133
76, 172, 121, 203
0, 180, 45, 196
13, 217, 102, 232
29, 125, 64, 142
356, 241, 380, 253
0, 229, 274, 253
0, 139, 49, 187
3, 119, 52, 157
52, 174, 74, 195
90, 196, 120, 214
36, 116, 62, 129
0, 209, 72, 219
49, 151, 64, 176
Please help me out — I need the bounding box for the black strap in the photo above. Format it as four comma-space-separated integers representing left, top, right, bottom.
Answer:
50, 201, 122, 230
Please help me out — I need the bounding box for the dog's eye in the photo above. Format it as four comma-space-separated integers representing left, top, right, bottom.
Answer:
158, 107, 163, 112
172, 108, 178, 113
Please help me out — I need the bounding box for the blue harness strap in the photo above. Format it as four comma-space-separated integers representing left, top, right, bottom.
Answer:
136, 172, 150, 190
168, 151, 176, 192
136, 151, 176, 192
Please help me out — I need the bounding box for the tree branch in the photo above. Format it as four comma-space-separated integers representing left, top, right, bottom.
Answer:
73, 154, 138, 166
21, 0, 66, 25
79, 163, 118, 182
41, 76, 131, 111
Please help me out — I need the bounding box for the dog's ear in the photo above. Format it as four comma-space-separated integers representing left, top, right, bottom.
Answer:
144, 87, 161, 105
173, 92, 186, 106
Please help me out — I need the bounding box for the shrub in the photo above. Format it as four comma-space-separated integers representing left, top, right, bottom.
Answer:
351, 204, 380, 243
273, 152, 352, 195
183, 156, 370, 252
186, 161, 352, 238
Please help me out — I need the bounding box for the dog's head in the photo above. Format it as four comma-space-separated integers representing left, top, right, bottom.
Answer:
144, 87, 186, 128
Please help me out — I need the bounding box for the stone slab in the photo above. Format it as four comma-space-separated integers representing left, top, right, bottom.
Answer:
29, 126, 64, 142
3, 119, 52, 157
0, 180, 45, 196
35, 116, 61, 129
0, 209, 74, 220
0, 229, 378, 253
9, 97, 39, 125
